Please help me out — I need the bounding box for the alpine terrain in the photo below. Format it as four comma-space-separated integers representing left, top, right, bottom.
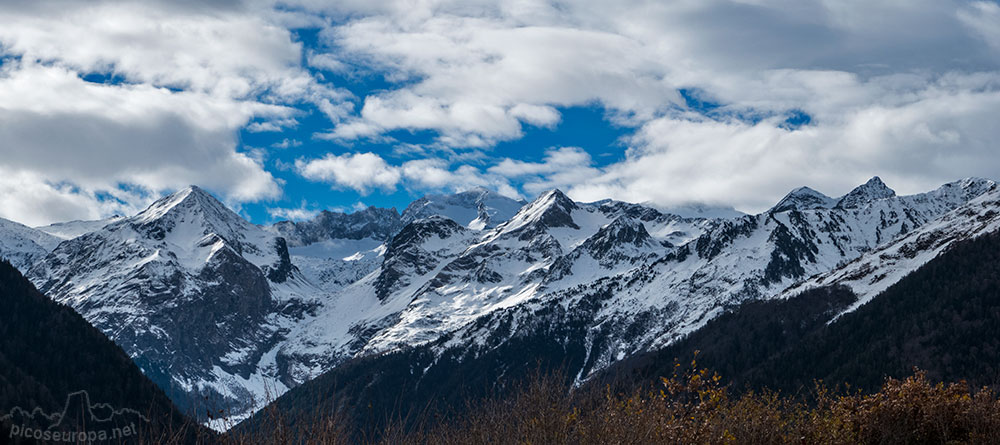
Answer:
2, 176, 999, 427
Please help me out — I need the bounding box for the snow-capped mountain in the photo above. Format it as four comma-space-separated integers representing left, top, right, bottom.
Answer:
782, 178, 1000, 316
11, 177, 1000, 426
835, 176, 896, 208
393, 177, 1000, 381
275, 189, 717, 369
770, 186, 837, 213
268, 206, 402, 246
401, 188, 525, 230
267, 206, 402, 293
0, 217, 61, 271
26, 186, 322, 420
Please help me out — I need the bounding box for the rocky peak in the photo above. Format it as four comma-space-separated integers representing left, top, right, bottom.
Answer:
836, 176, 896, 209
771, 186, 837, 213
375, 215, 469, 301
129, 186, 253, 244
402, 188, 524, 230
387, 216, 467, 254
584, 217, 655, 255
500, 189, 580, 238
269, 206, 402, 246
135, 186, 227, 222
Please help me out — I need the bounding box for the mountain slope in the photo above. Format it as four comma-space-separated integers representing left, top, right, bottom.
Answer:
0, 260, 206, 443
783, 178, 1000, 313
611, 223, 1000, 395
26, 186, 322, 422
244, 188, 1000, 439
24, 177, 999, 427
394, 177, 996, 387
0, 217, 60, 271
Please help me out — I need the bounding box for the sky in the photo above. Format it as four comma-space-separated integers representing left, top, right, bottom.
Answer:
2, 0, 1000, 226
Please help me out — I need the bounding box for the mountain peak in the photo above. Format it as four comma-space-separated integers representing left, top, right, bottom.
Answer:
135, 186, 227, 223
402, 188, 524, 230
836, 176, 896, 209
497, 189, 579, 237
522, 189, 578, 218
532, 189, 577, 212
771, 186, 836, 213
127, 186, 260, 250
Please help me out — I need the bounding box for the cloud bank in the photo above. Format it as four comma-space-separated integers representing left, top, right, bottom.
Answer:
2, 0, 1000, 224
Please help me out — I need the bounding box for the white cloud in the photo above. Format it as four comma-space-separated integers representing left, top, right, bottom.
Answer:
0, 61, 283, 223
0, 167, 111, 227
296, 152, 402, 194
958, 1, 1000, 52
296, 0, 1000, 210
5, 0, 1000, 224
0, 1, 316, 99
0, 0, 351, 225
509, 104, 560, 128
268, 204, 321, 221
295, 151, 525, 199
320, 12, 678, 146
271, 138, 303, 149
308, 0, 1000, 147
566, 72, 1000, 212
488, 147, 601, 196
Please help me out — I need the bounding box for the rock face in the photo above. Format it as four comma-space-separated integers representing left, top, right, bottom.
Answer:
269, 206, 402, 246
835, 176, 897, 209
9, 177, 1000, 426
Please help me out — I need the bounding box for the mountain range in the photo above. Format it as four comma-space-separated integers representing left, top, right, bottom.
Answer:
2, 177, 999, 428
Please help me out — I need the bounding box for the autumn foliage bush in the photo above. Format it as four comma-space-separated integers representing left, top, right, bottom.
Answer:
222, 359, 1000, 444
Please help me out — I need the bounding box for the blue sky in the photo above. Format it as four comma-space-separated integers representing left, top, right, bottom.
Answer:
2, 1, 1000, 226
238, 101, 633, 222
233, 26, 639, 223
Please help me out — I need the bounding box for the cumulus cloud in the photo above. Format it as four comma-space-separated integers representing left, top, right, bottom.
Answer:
6, 0, 1000, 224
0, 167, 117, 227
268, 204, 321, 221
295, 152, 524, 199
296, 152, 402, 194
308, 0, 1000, 144
0, 1, 333, 100
565, 72, 1000, 212
318, 11, 678, 146
0, 61, 284, 221
488, 147, 601, 195
0, 0, 348, 225
297, 0, 1000, 210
